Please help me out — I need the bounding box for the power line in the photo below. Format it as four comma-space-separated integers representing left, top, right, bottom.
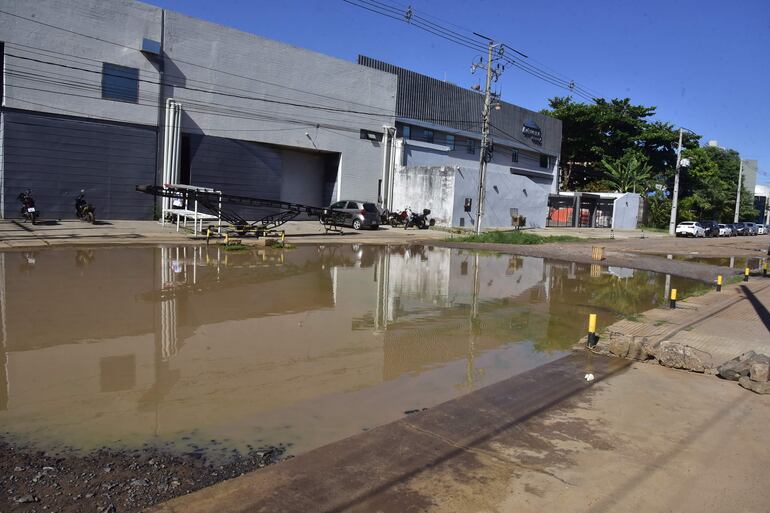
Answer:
342, 0, 601, 102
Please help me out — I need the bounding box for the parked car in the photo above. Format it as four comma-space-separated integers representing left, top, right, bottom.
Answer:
717, 224, 731, 237
700, 220, 720, 237
725, 223, 738, 236
744, 222, 758, 236
757, 224, 767, 235
326, 200, 380, 230
675, 221, 706, 238
735, 222, 747, 235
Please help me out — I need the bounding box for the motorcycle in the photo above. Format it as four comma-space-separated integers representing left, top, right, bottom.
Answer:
75, 191, 96, 224
18, 190, 39, 225
388, 209, 409, 227
404, 208, 433, 230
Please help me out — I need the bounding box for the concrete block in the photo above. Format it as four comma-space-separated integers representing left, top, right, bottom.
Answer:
750, 362, 770, 382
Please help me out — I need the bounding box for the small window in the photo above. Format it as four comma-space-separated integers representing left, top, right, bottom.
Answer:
422, 129, 434, 143
445, 134, 455, 150
330, 201, 346, 209
512, 149, 519, 163
102, 63, 139, 103
467, 139, 476, 155
539, 154, 550, 168
401, 125, 411, 139
360, 129, 383, 142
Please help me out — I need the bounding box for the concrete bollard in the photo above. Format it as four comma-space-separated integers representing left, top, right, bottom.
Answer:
716, 275, 722, 292
669, 288, 677, 309
587, 313, 598, 348
744, 267, 750, 282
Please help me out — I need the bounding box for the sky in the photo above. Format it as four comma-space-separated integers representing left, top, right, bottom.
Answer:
151, 0, 770, 184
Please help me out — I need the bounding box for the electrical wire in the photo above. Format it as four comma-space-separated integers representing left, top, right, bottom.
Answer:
342, 0, 601, 102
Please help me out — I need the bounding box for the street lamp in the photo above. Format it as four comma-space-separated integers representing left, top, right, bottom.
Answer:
668, 128, 694, 236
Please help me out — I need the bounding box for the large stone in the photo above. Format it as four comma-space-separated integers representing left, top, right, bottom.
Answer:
750, 362, 770, 382
739, 376, 770, 394
657, 341, 713, 373
718, 352, 770, 381
594, 332, 651, 361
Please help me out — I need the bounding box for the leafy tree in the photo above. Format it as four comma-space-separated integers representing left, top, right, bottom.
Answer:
600, 150, 653, 193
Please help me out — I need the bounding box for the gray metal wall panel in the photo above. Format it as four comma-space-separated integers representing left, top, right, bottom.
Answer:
186, 134, 284, 219
2, 111, 156, 219
358, 56, 562, 157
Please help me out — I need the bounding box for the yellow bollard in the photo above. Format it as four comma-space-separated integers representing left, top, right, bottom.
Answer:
669, 288, 677, 309
587, 313, 598, 348
764, 260, 768, 277
281, 231, 285, 243
716, 275, 723, 292
744, 267, 750, 282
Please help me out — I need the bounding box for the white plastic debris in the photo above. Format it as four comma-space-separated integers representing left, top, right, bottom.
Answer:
584, 373, 595, 382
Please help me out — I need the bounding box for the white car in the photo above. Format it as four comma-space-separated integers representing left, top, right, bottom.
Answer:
718, 224, 731, 237
676, 221, 706, 238
757, 224, 767, 235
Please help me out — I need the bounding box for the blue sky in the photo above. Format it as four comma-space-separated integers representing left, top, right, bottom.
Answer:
152, 0, 770, 183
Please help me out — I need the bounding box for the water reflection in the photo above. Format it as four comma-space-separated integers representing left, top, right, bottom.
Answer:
0, 245, 701, 459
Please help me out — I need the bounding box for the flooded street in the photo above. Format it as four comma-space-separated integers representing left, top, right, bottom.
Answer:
0, 245, 703, 462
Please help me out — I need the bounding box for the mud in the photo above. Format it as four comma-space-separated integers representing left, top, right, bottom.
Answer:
0, 438, 284, 513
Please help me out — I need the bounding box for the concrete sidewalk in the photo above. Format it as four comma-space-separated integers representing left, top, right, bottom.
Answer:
150, 275, 770, 513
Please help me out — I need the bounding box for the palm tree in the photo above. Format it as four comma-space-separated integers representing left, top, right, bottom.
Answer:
601, 153, 653, 193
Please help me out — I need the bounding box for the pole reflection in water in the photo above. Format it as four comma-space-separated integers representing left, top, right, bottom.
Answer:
0, 245, 704, 461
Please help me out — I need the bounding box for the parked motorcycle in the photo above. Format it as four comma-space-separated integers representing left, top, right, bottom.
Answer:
388, 209, 409, 227
404, 208, 433, 230
75, 190, 96, 224
18, 190, 39, 225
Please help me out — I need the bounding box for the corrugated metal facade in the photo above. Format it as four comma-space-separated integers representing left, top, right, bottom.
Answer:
2, 110, 156, 220
357, 56, 562, 156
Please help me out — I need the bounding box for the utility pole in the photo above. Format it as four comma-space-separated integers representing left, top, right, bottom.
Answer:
668, 128, 684, 236
472, 38, 503, 234
734, 159, 743, 223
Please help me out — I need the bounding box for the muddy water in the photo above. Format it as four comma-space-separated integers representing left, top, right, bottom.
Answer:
0, 245, 702, 461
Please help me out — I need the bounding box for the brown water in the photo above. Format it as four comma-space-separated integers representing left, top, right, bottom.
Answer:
0, 245, 702, 461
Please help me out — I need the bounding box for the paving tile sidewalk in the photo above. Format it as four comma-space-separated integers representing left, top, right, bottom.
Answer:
599, 278, 770, 366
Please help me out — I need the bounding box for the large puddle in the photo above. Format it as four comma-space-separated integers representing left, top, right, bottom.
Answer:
0, 245, 703, 461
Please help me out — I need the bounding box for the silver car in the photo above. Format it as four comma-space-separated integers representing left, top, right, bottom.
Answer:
327, 200, 380, 230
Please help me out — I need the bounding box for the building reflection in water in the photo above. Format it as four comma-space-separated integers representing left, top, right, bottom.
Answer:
0, 244, 699, 457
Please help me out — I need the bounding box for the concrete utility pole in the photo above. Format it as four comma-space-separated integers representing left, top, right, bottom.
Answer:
668, 128, 684, 236
734, 159, 743, 223
474, 40, 503, 234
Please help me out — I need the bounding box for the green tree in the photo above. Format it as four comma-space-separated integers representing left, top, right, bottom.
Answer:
600, 150, 653, 193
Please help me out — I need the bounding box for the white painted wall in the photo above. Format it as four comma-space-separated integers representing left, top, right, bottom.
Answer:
612, 193, 641, 230
391, 166, 455, 225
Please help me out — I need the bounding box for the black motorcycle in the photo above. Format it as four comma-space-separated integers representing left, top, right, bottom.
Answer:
18, 190, 39, 225
75, 191, 96, 224
404, 208, 433, 230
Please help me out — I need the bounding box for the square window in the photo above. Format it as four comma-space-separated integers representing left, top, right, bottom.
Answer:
422, 129, 434, 143
512, 149, 519, 163
401, 125, 411, 139
445, 134, 455, 150
467, 139, 476, 155
539, 154, 550, 168
102, 63, 139, 103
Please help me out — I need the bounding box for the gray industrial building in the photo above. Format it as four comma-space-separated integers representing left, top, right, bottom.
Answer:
359, 57, 562, 229
0, 0, 396, 220
0, 0, 562, 228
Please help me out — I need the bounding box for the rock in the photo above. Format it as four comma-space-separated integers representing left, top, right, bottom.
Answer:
130, 478, 150, 487
750, 362, 770, 382
14, 466, 24, 472
657, 342, 713, 373
739, 376, 770, 394
718, 352, 769, 381
97, 505, 117, 513
15, 494, 38, 503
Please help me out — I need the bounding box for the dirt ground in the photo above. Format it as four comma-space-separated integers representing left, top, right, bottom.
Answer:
0, 441, 285, 513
